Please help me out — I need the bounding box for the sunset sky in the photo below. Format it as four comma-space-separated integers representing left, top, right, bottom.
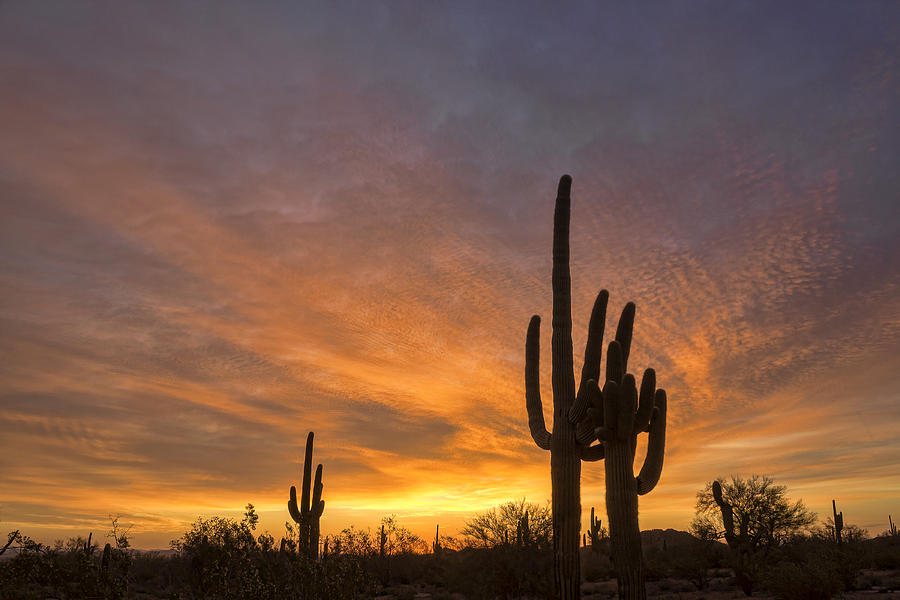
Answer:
1, 2, 898, 550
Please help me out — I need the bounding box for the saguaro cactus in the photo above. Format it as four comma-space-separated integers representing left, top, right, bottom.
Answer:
100, 543, 111, 582
589, 507, 603, 553
712, 480, 755, 595
0, 531, 19, 557
516, 511, 531, 547
432, 524, 441, 554
890, 514, 897, 537
832, 499, 843, 545
288, 431, 325, 560
591, 345, 667, 599
525, 175, 664, 599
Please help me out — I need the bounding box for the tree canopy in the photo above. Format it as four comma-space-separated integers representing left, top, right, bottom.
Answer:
691, 475, 816, 548
460, 499, 551, 548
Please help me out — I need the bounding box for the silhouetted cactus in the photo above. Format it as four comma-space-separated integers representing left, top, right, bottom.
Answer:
379, 523, 386, 558
0, 530, 19, 556
288, 431, 325, 560
589, 507, 603, 554
587, 341, 666, 599
890, 514, 897, 537
84, 531, 93, 556
100, 542, 111, 582
712, 480, 754, 595
516, 511, 531, 547
432, 524, 441, 554
832, 499, 843, 545
525, 175, 666, 599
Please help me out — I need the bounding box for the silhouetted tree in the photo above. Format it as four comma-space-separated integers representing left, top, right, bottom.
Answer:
461, 499, 551, 549
692, 475, 816, 595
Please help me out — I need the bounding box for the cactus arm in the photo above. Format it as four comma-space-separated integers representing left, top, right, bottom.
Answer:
606, 341, 624, 386
578, 290, 609, 391
312, 464, 324, 516
301, 432, 314, 515
632, 369, 656, 434
614, 302, 635, 370
569, 384, 593, 425
288, 486, 302, 522
577, 417, 598, 445
636, 389, 667, 495
581, 443, 605, 461
525, 315, 552, 450
574, 380, 601, 444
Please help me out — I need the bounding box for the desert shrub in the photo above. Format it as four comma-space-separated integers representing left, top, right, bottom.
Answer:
870, 534, 900, 569
170, 505, 374, 599
762, 534, 866, 599
439, 544, 553, 600
0, 535, 130, 600
642, 545, 672, 581
581, 546, 614, 582
764, 557, 842, 600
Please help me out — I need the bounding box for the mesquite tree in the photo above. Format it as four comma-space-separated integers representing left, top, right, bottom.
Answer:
525, 175, 665, 599
288, 431, 325, 560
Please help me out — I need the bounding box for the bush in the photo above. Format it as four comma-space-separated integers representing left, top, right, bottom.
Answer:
762, 535, 865, 599
440, 545, 553, 600
0, 535, 130, 600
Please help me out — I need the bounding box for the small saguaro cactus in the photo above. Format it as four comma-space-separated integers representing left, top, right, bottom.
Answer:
890, 514, 897, 537
832, 499, 844, 545
100, 543, 111, 582
288, 431, 325, 560
525, 175, 666, 600
379, 523, 386, 558
516, 510, 530, 547
589, 507, 603, 554
432, 524, 441, 554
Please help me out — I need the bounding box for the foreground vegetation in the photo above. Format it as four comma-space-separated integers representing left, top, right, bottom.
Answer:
2, 499, 899, 600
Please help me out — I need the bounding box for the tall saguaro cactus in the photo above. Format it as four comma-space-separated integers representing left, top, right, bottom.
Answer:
525, 175, 664, 599
592, 338, 667, 599
288, 431, 325, 560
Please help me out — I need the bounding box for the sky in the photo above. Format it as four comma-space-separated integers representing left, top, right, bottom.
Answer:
1, 1, 898, 550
